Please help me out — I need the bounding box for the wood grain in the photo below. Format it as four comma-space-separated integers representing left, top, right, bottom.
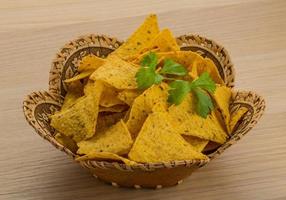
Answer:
1, 0, 286, 199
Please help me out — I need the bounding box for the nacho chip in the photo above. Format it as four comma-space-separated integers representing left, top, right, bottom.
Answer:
96, 112, 126, 132
62, 81, 84, 110
182, 135, 209, 152
64, 70, 93, 83
78, 120, 133, 156
168, 93, 228, 144
128, 112, 209, 163
90, 55, 139, 89
55, 132, 78, 153
78, 55, 105, 72
112, 14, 160, 59
126, 83, 169, 138
99, 104, 128, 113
100, 85, 125, 107
229, 107, 248, 133
212, 85, 232, 133
51, 81, 103, 142
117, 90, 142, 105
76, 152, 137, 165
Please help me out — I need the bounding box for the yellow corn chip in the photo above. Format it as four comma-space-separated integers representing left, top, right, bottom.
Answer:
78, 55, 105, 72
117, 90, 142, 105
128, 112, 209, 163
126, 83, 169, 139
55, 132, 78, 153
64, 70, 93, 83
51, 81, 103, 142
96, 112, 126, 132
77, 120, 133, 156
76, 152, 137, 165
112, 14, 160, 59
90, 55, 139, 89
100, 85, 125, 107
182, 135, 209, 152
168, 93, 228, 144
61, 81, 84, 110
229, 107, 248, 133
99, 104, 128, 113
212, 85, 232, 133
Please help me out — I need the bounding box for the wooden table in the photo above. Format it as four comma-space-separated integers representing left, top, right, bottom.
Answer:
1, 0, 286, 199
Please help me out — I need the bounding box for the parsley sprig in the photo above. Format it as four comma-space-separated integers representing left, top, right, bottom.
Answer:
135, 52, 216, 118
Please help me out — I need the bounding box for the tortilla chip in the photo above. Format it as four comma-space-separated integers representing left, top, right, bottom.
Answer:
126, 83, 169, 139
78, 55, 105, 72
157, 51, 201, 68
112, 14, 160, 59
55, 132, 78, 153
64, 70, 93, 83
212, 85, 232, 133
77, 120, 133, 156
96, 112, 126, 132
61, 81, 84, 110
100, 85, 125, 107
229, 107, 248, 133
117, 90, 142, 105
168, 93, 228, 144
182, 135, 209, 152
128, 112, 209, 163
76, 152, 136, 165
50, 81, 103, 142
99, 104, 128, 113
90, 55, 139, 89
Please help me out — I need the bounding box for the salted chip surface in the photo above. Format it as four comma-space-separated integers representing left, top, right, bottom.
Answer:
112, 14, 160, 59
128, 112, 209, 163
182, 135, 209, 152
76, 152, 136, 165
55, 132, 78, 153
50, 81, 103, 142
126, 83, 169, 139
64, 70, 93, 83
212, 85, 232, 133
229, 107, 248, 133
90, 55, 138, 89
61, 81, 84, 110
168, 93, 228, 144
99, 85, 125, 107
78, 55, 105, 72
117, 90, 142, 106
77, 120, 133, 156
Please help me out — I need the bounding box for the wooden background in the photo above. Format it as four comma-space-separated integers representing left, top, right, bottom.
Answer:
1, 0, 286, 199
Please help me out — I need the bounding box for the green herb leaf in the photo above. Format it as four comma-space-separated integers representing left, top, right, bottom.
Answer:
190, 72, 216, 93
154, 74, 164, 84
160, 59, 188, 76
193, 88, 214, 118
140, 52, 158, 70
168, 80, 190, 105
136, 67, 157, 89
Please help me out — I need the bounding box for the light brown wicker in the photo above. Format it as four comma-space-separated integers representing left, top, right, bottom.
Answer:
23, 34, 265, 189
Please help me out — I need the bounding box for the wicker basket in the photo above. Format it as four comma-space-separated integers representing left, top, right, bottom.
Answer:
23, 34, 265, 189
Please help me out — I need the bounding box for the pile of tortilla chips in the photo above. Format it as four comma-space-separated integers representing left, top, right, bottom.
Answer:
50, 14, 247, 165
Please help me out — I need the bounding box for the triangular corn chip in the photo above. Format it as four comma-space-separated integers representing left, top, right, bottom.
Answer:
128, 112, 209, 163
64, 70, 93, 83
78, 55, 105, 72
182, 135, 209, 152
77, 120, 133, 156
76, 152, 136, 166
117, 90, 142, 105
51, 81, 103, 142
168, 93, 228, 144
61, 81, 84, 110
90, 55, 138, 89
229, 107, 248, 133
100, 85, 125, 107
126, 83, 169, 139
55, 132, 78, 153
113, 14, 160, 59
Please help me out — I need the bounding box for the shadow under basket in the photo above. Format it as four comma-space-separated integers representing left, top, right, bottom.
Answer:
23, 34, 265, 189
